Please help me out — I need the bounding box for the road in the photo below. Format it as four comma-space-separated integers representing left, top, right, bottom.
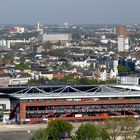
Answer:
0, 124, 48, 140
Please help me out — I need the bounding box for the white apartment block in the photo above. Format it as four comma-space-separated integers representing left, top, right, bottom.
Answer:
70, 60, 90, 68
117, 76, 140, 85
0, 39, 30, 48
118, 35, 129, 52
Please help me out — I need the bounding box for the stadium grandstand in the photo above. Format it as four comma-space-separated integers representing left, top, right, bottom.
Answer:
7, 84, 140, 124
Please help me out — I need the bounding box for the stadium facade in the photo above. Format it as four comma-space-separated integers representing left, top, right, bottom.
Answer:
8, 85, 140, 124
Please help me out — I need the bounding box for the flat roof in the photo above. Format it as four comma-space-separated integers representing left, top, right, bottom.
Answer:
10, 85, 140, 100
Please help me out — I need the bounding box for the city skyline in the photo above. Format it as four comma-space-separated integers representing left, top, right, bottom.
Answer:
0, 0, 140, 24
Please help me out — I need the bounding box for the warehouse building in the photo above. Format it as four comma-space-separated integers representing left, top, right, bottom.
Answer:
38, 33, 72, 44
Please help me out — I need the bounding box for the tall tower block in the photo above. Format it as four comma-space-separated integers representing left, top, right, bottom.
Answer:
117, 26, 129, 52
116, 25, 128, 36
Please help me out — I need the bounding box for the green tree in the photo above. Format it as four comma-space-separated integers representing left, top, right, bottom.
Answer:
104, 118, 122, 140
98, 128, 111, 140
104, 118, 138, 140
61, 75, 74, 82
15, 62, 30, 69
30, 128, 49, 140
28, 77, 47, 85
120, 117, 138, 140
117, 64, 129, 74
47, 120, 73, 140
135, 128, 140, 140
79, 78, 92, 85
105, 79, 116, 84
75, 123, 110, 140
30, 120, 73, 140
72, 136, 78, 140
75, 123, 97, 140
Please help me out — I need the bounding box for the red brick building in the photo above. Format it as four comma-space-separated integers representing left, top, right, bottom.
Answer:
116, 25, 128, 36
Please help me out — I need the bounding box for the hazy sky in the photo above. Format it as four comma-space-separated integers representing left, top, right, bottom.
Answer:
0, 0, 140, 24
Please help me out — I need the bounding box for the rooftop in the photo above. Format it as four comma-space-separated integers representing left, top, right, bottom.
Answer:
10, 85, 140, 100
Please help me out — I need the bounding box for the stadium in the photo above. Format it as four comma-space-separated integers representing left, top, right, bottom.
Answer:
7, 84, 140, 124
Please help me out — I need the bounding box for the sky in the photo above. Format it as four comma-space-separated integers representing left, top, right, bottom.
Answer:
0, 0, 140, 24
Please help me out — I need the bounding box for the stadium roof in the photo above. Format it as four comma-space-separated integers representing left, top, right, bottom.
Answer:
10, 85, 140, 100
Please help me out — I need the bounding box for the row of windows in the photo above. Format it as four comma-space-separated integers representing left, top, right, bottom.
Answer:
26, 109, 140, 112
26, 104, 140, 111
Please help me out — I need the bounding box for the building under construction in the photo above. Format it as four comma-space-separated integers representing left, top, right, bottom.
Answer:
9, 85, 140, 123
